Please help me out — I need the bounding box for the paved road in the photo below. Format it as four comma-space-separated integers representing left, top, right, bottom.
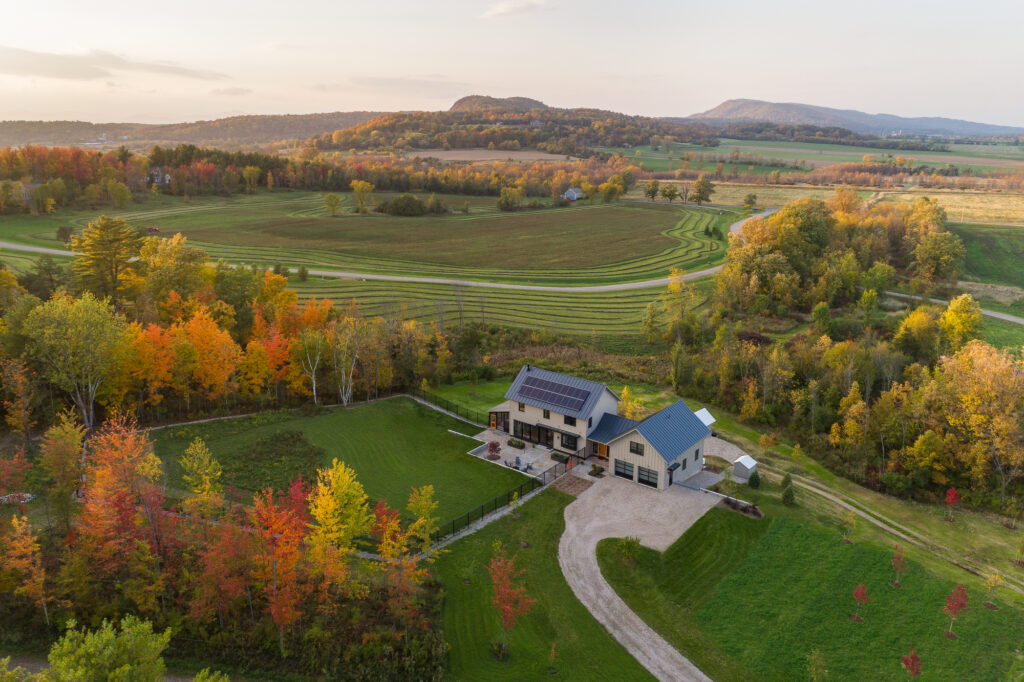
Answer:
559, 475, 717, 682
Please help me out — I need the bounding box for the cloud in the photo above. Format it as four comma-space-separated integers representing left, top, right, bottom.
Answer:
481, 0, 545, 19
313, 75, 472, 99
211, 87, 253, 96
0, 45, 225, 81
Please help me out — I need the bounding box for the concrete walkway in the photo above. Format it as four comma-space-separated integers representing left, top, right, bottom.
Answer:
558, 476, 718, 682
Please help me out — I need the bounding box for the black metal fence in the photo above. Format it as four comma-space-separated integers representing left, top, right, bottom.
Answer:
431, 457, 577, 543
409, 387, 489, 426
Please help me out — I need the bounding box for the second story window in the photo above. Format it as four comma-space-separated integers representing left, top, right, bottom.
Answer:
543, 409, 550, 419
564, 415, 576, 427
518, 402, 525, 412
629, 441, 645, 456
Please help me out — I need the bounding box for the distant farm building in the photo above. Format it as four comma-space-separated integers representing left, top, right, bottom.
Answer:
562, 187, 586, 201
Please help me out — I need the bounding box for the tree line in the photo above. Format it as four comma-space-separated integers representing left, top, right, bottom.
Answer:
645, 192, 1023, 513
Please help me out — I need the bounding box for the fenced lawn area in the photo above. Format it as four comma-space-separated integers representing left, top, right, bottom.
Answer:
598, 506, 1024, 681
151, 397, 526, 522
436, 489, 653, 681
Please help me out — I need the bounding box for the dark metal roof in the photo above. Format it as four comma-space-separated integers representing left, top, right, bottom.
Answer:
504, 365, 615, 420
588, 413, 638, 443
634, 401, 711, 464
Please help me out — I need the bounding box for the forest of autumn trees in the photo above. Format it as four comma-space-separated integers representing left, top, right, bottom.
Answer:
0, 413, 447, 676
648, 191, 1024, 512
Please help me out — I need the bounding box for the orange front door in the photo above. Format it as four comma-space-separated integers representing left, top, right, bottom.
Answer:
599, 443, 607, 458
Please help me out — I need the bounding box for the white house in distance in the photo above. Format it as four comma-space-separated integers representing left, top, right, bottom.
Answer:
489, 366, 712, 490
561, 187, 586, 201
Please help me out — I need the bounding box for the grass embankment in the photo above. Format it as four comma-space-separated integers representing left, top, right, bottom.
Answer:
435, 489, 652, 681
151, 397, 525, 522
679, 398, 1024, 590
598, 506, 1024, 681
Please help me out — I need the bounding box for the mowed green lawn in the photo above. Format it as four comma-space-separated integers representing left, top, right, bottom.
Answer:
435, 489, 653, 681
599, 509, 1024, 681
151, 397, 525, 522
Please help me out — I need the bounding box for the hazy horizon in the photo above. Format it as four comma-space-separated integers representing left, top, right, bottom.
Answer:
4, 0, 1024, 126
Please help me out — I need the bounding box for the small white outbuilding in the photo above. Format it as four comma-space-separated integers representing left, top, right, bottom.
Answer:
733, 454, 758, 479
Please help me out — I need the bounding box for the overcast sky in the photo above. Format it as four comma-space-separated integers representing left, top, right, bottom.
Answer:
3, 0, 1022, 125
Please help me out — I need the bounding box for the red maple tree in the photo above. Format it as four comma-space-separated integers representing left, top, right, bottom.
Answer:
901, 647, 921, 678
852, 583, 869, 620
891, 544, 907, 587
489, 546, 536, 655
946, 487, 959, 520
944, 584, 969, 638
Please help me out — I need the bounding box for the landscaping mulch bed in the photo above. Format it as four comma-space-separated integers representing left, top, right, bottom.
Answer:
550, 475, 594, 498
849, 614, 863, 623
984, 601, 999, 611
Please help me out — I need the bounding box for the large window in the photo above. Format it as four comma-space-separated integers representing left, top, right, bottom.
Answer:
592, 442, 599, 454
629, 441, 645, 456
564, 415, 577, 427
614, 459, 634, 480
561, 434, 578, 450
638, 466, 658, 488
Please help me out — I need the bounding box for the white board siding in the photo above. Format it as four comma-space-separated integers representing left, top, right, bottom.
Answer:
607, 431, 666, 490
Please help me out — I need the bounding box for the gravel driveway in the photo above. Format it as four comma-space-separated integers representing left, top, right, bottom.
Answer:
558, 475, 719, 682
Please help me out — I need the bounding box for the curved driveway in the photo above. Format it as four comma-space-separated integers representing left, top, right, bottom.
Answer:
558, 475, 718, 682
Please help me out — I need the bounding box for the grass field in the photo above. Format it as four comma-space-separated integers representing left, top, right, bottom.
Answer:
0, 191, 736, 286
598, 508, 1024, 681
151, 397, 525, 522
951, 222, 1024, 287
680, 397, 1024, 589
594, 144, 804, 175
435, 489, 653, 681
290, 278, 692, 335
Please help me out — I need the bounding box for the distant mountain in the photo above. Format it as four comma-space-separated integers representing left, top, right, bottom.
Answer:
449, 95, 548, 113
690, 99, 1024, 138
0, 111, 382, 149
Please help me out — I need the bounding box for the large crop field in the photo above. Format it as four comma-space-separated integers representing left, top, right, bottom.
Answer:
151, 397, 526, 522
0, 191, 735, 285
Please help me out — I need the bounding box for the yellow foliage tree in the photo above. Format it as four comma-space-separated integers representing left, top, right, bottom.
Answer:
309, 458, 372, 552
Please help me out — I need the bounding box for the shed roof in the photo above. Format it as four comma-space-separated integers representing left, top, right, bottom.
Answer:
504, 365, 617, 420
735, 455, 757, 469
694, 408, 716, 426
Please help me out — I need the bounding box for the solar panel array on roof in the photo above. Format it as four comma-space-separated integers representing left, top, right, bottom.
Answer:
520, 375, 590, 412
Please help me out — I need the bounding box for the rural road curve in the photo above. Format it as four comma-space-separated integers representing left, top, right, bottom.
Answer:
2, 208, 1021, 325
559, 475, 718, 682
